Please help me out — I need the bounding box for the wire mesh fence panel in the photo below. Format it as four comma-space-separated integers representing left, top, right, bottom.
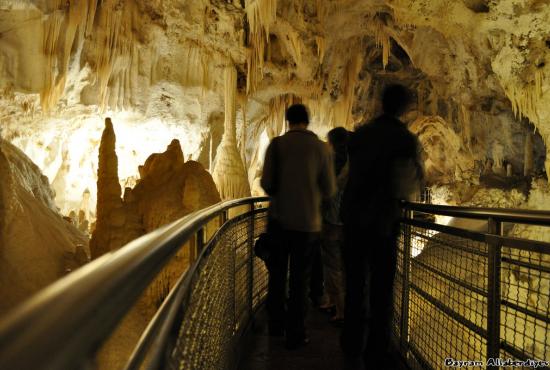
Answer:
396, 215, 550, 370
501, 246, 550, 363
397, 223, 490, 370
167, 209, 268, 370
252, 213, 269, 311
394, 229, 406, 344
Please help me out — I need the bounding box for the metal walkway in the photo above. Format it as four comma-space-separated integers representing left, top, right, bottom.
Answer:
0, 197, 549, 370
239, 307, 408, 370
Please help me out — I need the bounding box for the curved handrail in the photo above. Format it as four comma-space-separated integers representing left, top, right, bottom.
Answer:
124, 207, 268, 370
3, 196, 550, 370
0, 196, 269, 370
403, 201, 550, 226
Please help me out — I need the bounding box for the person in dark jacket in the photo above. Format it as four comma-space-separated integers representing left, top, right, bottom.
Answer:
321, 127, 349, 324
261, 104, 336, 349
340, 84, 424, 365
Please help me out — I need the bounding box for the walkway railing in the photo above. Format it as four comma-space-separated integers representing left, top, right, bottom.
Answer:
0, 197, 270, 370
2, 197, 549, 370
395, 202, 550, 370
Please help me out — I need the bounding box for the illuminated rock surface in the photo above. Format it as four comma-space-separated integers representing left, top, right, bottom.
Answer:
0, 0, 548, 216
0, 139, 88, 315
90, 119, 220, 257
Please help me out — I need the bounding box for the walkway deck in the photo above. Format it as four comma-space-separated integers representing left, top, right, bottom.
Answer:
240, 307, 409, 370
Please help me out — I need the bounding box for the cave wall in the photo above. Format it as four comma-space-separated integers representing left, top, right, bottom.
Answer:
1, 0, 548, 218
0, 138, 88, 315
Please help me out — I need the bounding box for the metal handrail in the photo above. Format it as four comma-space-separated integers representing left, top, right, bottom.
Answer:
125, 207, 268, 370
0, 196, 269, 370
2, 197, 549, 370
403, 201, 550, 226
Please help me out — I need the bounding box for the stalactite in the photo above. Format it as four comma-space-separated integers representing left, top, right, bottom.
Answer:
524, 132, 534, 176
209, 132, 213, 172
315, 0, 329, 25
41, 10, 64, 112
335, 52, 363, 129
315, 36, 326, 63
240, 99, 248, 168
286, 28, 303, 66
211, 66, 251, 200
263, 94, 298, 138
40, 0, 95, 112
305, 50, 363, 130
460, 104, 471, 149
180, 42, 212, 91
501, 70, 545, 122
245, 0, 278, 93
373, 19, 391, 70
96, 3, 126, 108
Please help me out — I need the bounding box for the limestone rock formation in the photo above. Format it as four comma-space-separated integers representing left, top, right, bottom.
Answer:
0, 139, 88, 315
90, 118, 124, 258
212, 66, 251, 200
90, 118, 220, 256
87, 124, 220, 370
0, 0, 548, 215
410, 116, 476, 184
130, 139, 221, 233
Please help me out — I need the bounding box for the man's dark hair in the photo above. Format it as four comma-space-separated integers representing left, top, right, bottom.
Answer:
382, 84, 412, 117
286, 104, 309, 125
328, 127, 349, 148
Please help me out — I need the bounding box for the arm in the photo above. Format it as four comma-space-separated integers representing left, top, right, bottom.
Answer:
319, 143, 337, 199
260, 139, 276, 195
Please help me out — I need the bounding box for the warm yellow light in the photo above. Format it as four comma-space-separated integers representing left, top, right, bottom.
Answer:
9, 110, 203, 221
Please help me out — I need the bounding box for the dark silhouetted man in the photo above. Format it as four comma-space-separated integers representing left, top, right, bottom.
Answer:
341, 84, 424, 366
261, 104, 336, 349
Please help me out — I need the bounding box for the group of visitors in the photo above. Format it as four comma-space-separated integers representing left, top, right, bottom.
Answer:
260, 84, 424, 368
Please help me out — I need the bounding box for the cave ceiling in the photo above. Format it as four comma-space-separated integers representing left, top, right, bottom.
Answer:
0, 0, 549, 213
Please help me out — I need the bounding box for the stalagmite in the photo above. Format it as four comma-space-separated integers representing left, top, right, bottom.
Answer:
524, 132, 534, 177
212, 66, 251, 200
89, 117, 123, 259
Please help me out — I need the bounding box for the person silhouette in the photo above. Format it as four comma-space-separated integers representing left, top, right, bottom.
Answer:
261, 104, 336, 349
340, 84, 424, 366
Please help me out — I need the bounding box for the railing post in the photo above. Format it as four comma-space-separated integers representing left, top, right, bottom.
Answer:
220, 209, 228, 227
400, 208, 413, 354
247, 203, 255, 317
188, 228, 205, 265
195, 228, 205, 260
487, 218, 502, 369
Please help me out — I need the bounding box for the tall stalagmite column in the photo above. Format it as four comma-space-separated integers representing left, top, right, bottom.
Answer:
524, 132, 534, 177
90, 117, 123, 258
212, 66, 251, 200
